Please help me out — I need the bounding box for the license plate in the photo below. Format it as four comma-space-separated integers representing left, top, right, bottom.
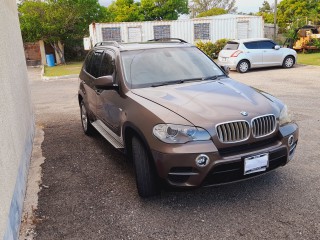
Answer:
244, 153, 269, 175
220, 57, 227, 62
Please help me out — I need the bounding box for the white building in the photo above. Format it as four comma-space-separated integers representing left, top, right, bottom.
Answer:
89, 14, 264, 46
0, 0, 35, 239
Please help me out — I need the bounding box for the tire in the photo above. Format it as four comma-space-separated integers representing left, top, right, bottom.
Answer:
132, 136, 160, 198
80, 100, 95, 136
282, 56, 295, 68
236, 60, 250, 73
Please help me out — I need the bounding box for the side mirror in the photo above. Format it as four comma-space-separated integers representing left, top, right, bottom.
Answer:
220, 65, 230, 76
95, 75, 118, 90
274, 45, 280, 50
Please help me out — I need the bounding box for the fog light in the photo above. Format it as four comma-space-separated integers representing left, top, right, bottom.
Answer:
288, 135, 294, 146
195, 154, 210, 167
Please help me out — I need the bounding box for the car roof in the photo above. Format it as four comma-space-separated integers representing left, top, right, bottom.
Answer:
228, 38, 274, 43
93, 39, 193, 51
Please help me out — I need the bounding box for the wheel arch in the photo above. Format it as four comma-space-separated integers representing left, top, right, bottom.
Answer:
284, 54, 296, 64
122, 122, 153, 160
238, 59, 251, 68
237, 59, 251, 73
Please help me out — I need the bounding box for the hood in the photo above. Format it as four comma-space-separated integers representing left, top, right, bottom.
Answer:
132, 78, 280, 127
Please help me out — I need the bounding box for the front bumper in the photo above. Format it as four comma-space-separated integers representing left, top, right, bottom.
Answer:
152, 123, 298, 188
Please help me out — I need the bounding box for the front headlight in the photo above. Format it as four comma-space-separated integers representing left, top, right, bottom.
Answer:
153, 124, 211, 144
279, 105, 292, 126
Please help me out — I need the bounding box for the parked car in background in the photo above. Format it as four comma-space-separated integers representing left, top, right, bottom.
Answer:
218, 38, 297, 73
78, 39, 299, 198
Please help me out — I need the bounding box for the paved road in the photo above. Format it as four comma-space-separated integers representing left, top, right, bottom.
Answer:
29, 65, 320, 240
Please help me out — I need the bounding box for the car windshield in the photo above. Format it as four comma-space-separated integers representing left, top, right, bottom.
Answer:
121, 47, 225, 89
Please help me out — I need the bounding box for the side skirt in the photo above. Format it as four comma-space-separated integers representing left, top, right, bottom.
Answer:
91, 120, 124, 150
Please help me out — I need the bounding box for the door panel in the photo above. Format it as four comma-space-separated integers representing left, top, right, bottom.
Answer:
96, 50, 123, 136
259, 41, 283, 66
81, 50, 103, 114
237, 22, 249, 39
243, 42, 263, 67
128, 27, 142, 42
97, 91, 123, 136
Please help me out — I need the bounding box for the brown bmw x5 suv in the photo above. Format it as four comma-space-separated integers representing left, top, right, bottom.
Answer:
78, 39, 298, 198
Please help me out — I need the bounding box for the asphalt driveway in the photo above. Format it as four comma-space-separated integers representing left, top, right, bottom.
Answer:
28, 65, 320, 240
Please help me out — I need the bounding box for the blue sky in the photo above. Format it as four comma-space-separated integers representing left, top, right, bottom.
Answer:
98, 0, 278, 14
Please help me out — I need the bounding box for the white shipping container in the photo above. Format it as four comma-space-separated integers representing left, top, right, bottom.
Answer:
89, 14, 264, 46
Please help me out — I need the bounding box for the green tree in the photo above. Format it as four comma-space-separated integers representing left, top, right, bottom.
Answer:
259, 0, 271, 12
190, 0, 236, 18
196, 7, 227, 18
256, 1, 273, 24
19, 0, 106, 63
108, 0, 144, 22
140, 0, 189, 21
19, 1, 47, 43
277, 0, 320, 29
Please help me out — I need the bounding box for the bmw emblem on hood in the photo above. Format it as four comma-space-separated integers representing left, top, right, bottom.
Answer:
241, 111, 248, 116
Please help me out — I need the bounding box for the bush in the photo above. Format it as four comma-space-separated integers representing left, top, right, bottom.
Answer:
311, 38, 320, 49
195, 39, 228, 59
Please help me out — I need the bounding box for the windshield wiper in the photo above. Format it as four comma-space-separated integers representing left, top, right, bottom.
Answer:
151, 75, 224, 87
151, 80, 183, 87
151, 78, 204, 87
202, 74, 225, 80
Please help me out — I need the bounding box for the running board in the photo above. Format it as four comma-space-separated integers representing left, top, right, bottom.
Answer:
91, 121, 124, 149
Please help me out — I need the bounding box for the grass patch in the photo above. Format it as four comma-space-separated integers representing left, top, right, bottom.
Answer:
44, 62, 83, 77
297, 53, 320, 66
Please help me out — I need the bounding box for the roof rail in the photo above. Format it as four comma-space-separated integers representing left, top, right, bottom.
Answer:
94, 41, 120, 47
148, 38, 188, 43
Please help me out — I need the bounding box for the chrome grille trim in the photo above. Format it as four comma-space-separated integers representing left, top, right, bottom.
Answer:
216, 120, 250, 143
252, 114, 276, 138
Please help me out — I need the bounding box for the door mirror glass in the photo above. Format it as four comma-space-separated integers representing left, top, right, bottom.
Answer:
95, 75, 116, 89
274, 45, 280, 50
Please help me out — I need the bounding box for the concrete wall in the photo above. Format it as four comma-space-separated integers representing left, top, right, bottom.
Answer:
0, 0, 35, 239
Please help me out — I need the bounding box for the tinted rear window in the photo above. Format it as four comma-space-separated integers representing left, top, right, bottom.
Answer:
223, 42, 239, 50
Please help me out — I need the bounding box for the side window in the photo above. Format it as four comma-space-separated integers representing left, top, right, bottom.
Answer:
90, 50, 104, 78
258, 41, 276, 49
244, 42, 259, 49
100, 51, 115, 77
84, 51, 94, 73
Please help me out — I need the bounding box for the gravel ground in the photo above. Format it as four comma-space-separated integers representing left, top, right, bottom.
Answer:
28, 65, 320, 240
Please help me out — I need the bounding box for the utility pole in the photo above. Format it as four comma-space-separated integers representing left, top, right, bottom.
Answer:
274, 0, 278, 41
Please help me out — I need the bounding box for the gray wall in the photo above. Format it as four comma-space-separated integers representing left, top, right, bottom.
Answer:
0, 0, 35, 239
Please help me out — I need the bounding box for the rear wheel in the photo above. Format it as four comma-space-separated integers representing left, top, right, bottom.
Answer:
283, 56, 295, 68
132, 136, 160, 198
236, 60, 250, 73
80, 100, 95, 136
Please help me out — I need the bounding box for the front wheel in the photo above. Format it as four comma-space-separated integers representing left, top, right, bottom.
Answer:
283, 56, 295, 68
132, 136, 160, 198
236, 60, 250, 73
